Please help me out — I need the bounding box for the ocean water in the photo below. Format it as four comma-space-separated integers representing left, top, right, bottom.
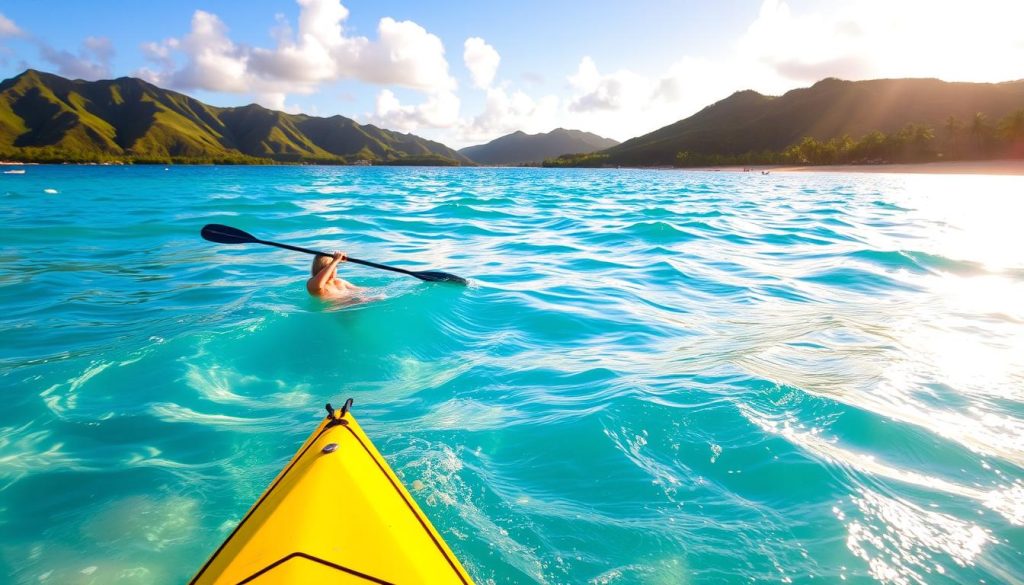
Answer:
1, 165, 1022, 584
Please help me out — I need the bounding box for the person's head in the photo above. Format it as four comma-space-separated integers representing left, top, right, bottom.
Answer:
311, 254, 333, 276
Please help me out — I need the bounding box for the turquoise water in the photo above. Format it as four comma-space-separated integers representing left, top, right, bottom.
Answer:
2, 165, 1023, 584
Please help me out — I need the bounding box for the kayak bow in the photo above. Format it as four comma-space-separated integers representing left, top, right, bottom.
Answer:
190, 401, 474, 584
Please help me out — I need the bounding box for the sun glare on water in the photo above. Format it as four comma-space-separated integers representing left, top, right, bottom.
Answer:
893, 175, 1024, 271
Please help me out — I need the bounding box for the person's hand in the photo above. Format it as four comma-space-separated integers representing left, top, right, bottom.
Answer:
332, 251, 347, 262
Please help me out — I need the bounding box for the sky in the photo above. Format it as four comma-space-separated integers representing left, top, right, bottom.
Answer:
1, 0, 1023, 148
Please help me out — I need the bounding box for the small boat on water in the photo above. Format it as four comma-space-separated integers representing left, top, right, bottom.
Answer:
3, 169, 26, 174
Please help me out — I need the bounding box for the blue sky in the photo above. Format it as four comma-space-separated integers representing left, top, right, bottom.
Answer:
2, 1, 1022, 148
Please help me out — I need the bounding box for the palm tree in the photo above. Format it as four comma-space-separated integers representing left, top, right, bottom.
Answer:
854, 131, 887, 162
902, 124, 935, 161
829, 135, 855, 163
797, 136, 825, 164
970, 112, 991, 157
998, 110, 1024, 140
915, 124, 935, 143
998, 109, 1024, 158
944, 116, 963, 159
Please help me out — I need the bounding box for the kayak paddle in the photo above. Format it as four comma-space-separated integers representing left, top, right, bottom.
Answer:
200, 223, 468, 285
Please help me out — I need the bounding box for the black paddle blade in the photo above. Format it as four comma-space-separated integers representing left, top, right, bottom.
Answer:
411, 271, 469, 285
201, 224, 259, 245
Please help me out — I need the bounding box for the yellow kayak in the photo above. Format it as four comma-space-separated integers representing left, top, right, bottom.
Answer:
190, 400, 474, 584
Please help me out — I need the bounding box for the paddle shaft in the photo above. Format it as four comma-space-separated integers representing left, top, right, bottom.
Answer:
200, 223, 465, 284
258, 239, 419, 277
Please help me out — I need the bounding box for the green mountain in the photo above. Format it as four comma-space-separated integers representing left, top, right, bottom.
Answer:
459, 128, 619, 165
593, 77, 1024, 166
0, 69, 471, 165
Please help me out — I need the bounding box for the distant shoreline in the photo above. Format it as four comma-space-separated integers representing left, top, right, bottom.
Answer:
4, 159, 1023, 175
687, 159, 1024, 176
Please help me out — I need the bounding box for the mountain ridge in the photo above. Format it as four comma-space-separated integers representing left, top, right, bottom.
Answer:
593, 77, 1024, 166
460, 127, 619, 165
5, 71, 1023, 167
0, 69, 471, 165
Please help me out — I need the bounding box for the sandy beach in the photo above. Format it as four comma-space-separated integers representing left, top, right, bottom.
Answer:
756, 159, 1024, 175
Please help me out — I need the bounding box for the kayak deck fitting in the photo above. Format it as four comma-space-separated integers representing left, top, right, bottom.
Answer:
190, 400, 474, 584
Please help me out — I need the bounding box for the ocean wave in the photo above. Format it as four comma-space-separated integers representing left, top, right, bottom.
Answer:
3, 166, 1023, 585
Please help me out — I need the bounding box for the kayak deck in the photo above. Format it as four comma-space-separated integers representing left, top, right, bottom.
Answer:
190, 402, 473, 584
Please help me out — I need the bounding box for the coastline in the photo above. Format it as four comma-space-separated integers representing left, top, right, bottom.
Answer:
690, 159, 1024, 176
4, 159, 1024, 175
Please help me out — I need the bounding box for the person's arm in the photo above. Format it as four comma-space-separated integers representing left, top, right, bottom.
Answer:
309, 251, 346, 292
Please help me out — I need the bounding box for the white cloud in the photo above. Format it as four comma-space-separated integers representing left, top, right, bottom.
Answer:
246, 4, 349, 85
568, 57, 652, 113
170, 10, 253, 92
555, 56, 718, 141
459, 86, 559, 142
138, 0, 455, 102
253, 91, 305, 113
368, 88, 460, 132
106, 0, 1024, 147
551, 3, 874, 141
357, 17, 454, 91
652, 57, 750, 111
0, 13, 114, 81
450, 36, 561, 145
463, 37, 499, 89
0, 13, 22, 37
529, 0, 1024, 144
136, 11, 265, 93
740, 0, 841, 79
84, 37, 114, 64
140, 39, 177, 72
39, 36, 115, 80
738, 0, 1024, 84
297, 0, 349, 49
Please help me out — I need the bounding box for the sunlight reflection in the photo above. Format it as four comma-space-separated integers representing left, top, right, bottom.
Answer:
739, 404, 1024, 525
886, 174, 1024, 272
842, 488, 993, 585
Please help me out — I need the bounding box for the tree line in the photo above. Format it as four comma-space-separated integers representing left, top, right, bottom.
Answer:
0, 146, 465, 166
675, 109, 1024, 167
0, 146, 275, 165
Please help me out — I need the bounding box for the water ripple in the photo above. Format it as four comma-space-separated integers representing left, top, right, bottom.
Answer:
1, 166, 1023, 584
